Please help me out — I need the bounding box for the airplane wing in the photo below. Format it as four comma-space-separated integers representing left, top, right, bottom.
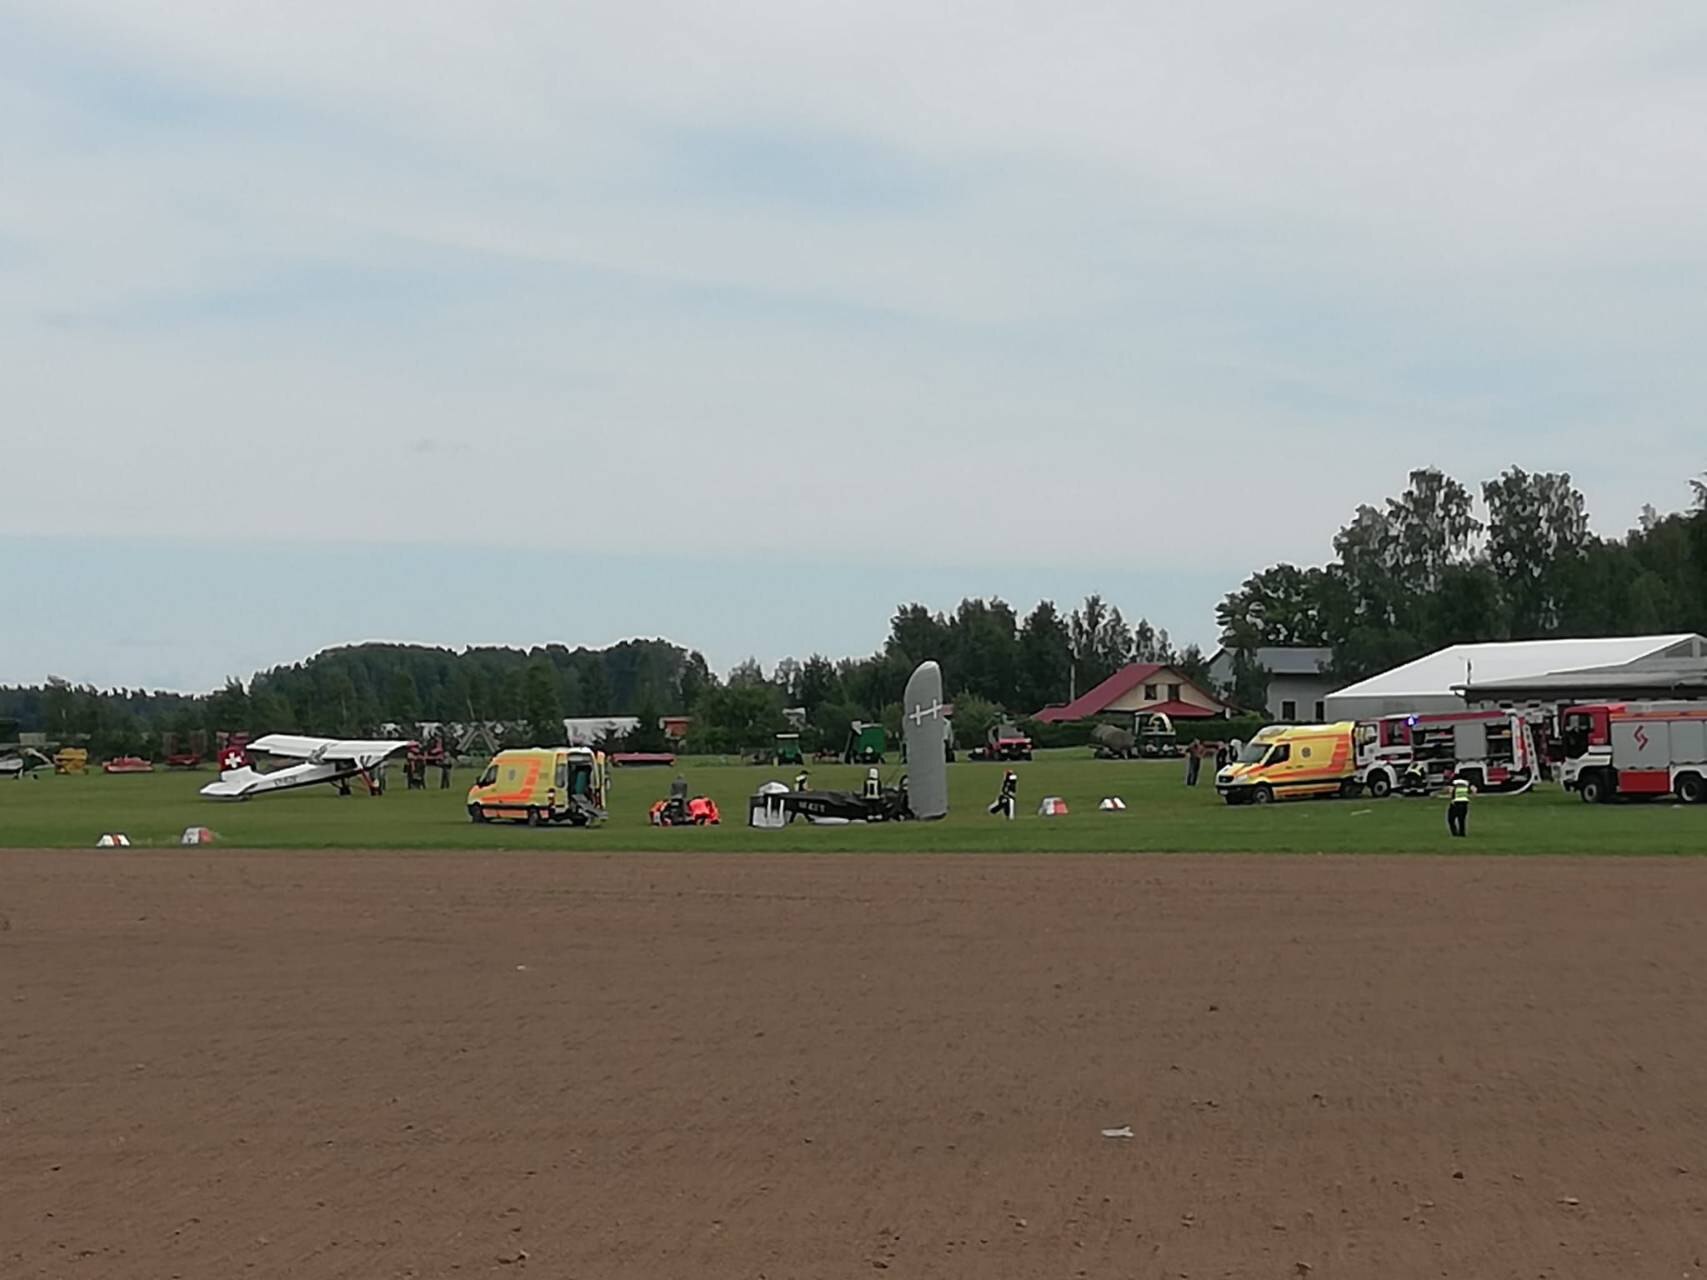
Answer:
247, 734, 337, 760
249, 735, 412, 766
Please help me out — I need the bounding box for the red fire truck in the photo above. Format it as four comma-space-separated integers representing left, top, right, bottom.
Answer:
1560, 702, 1707, 804
1355, 709, 1541, 798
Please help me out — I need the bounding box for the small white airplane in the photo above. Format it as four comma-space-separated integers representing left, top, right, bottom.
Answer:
200, 734, 413, 800
1, 748, 52, 779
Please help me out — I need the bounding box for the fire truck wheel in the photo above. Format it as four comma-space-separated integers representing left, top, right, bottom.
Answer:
1678, 774, 1705, 805
1578, 774, 1608, 804
1367, 772, 1392, 799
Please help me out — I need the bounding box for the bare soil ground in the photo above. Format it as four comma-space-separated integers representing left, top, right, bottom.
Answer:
5, 851, 1707, 1280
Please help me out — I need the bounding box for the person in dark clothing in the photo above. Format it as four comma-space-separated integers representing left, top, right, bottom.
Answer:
1186, 742, 1203, 787
988, 768, 1018, 820
1446, 774, 1472, 837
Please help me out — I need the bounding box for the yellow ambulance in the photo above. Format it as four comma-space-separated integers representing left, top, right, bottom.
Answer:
467, 746, 609, 826
1215, 722, 1357, 805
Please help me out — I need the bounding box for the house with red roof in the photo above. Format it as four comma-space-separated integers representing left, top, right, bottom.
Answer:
1032, 662, 1236, 724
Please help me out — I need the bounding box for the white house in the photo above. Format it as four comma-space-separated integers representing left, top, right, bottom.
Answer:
1206, 646, 1337, 722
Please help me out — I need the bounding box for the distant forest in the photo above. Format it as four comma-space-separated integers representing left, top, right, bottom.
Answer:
4, 467, 1702, 756
0, 597, 1197, 757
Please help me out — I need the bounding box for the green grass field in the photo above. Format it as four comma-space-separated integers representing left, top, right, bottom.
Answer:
2, 750, 1703, 852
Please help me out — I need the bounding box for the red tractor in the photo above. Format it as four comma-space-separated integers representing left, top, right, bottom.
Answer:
970, 722, 1033, 762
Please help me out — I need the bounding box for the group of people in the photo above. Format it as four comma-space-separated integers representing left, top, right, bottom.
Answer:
403, 753, 455, 791
1182, 738, 1243, 787
793, 766, 904, 806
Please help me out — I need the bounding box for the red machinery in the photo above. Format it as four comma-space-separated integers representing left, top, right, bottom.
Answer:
1560, 702, 1707, 803
649, 795, 720, 826
102, 756, 155, 774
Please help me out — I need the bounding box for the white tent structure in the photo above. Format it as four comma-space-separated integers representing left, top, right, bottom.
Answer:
1324, 634, 1706, 721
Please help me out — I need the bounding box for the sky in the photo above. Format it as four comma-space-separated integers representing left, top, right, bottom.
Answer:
3, 1, 1705, 691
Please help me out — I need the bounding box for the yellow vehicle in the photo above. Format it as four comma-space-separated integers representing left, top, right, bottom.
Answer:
466, 747, 609, 826
1215, 722, 1357, 805
53, 747, 89, 775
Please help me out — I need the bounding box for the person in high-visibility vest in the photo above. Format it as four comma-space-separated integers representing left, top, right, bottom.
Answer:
862, 767, 882, 801
988, 769, 1018, 820
1446, 773, 1472, 837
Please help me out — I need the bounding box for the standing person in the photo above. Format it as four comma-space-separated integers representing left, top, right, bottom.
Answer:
794, 769, 810, 792
1186, 741, 1203, 787
988, 768, 1018, 820
1447, 772, 1472, 838
862, 767, 882, 801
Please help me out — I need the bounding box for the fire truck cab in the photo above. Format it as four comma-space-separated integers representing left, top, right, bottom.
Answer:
1560, 702, 1707, 804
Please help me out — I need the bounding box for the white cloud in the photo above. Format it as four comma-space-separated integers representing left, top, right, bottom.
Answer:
3, 0, 1705, 574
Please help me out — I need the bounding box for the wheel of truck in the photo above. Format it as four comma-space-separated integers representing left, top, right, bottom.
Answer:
1339, 779, 1363, 799
1367, 771, 1392, 799
1251, 785, 1274, 805
1678, 774, 1706, 805
526, 807, 542, 827
468, 805, 486, 824
1579, 774, 1607, 804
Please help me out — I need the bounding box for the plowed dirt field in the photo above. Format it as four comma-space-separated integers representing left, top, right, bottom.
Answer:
5, 850, 1706, 1278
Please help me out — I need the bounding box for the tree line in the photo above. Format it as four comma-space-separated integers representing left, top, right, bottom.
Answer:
0, 596, 1202, 757
1217, 467, 1707, 704
7, 466, 1700, 757
688, 597, 1206, 754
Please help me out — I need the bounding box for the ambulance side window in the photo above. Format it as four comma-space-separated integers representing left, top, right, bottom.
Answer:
1268, 745, 1291, 766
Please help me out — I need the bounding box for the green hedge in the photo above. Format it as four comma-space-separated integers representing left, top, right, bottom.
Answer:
1020, 714, 1270, 749
1018, 718, 1098, 749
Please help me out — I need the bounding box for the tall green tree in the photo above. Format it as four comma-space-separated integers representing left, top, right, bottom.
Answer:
677, 650, 714, 711
1015, 601, 1072, 713
887, 603, 950, 667
945, 598, 1019, 703
1069, 595, 1134, 693
1482, 468, 1591, 636
626, 694, 667, 752
796, 654, 840, 716
948, 691, 1001, 748
386, 671, 421, 727
523, 662, 563, 744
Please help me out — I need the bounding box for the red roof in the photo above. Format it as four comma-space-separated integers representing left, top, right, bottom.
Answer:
1032, 664, 1230, 723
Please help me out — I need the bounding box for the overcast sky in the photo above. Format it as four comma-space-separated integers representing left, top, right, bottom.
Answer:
4, 1, 1704, 690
